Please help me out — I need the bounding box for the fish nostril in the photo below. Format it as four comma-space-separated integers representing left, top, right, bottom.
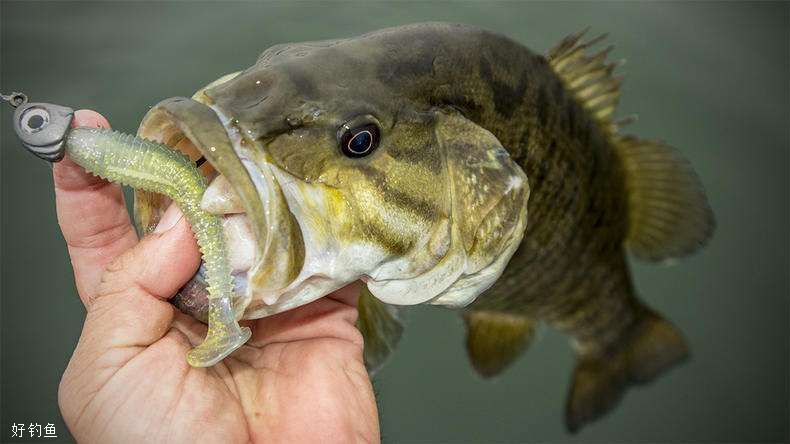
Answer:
286, 115, 302, 127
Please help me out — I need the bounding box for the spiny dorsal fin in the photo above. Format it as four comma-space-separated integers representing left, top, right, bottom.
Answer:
615, 135, 715, 261
464, 311, 535, 378
357, 285, 403, 374
547, 29, 626, 133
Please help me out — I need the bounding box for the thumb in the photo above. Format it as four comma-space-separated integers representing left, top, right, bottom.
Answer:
79, 204, 201, 353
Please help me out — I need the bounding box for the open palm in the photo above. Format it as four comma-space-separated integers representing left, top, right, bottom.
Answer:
55, 111, 378, 443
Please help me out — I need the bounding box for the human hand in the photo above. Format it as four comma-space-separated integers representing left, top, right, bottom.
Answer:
55, 110, 379, 443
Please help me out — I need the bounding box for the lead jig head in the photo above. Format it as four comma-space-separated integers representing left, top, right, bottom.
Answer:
13, 102, 74, 162
4, 92, 73, 162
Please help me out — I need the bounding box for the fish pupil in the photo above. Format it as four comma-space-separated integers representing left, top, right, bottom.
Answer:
349, 130, 372, 154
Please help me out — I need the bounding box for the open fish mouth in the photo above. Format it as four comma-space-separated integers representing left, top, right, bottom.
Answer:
137, 96, 312, 321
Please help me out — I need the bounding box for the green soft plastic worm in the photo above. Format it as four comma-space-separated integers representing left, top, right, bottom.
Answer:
8, 95, 250, 368
66, 127, 251, 367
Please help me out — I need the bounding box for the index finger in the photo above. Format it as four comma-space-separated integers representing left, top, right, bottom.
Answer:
54, 110, 138, 304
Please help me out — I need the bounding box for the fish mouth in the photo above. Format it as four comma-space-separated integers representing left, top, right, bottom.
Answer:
137, 96, 307, 321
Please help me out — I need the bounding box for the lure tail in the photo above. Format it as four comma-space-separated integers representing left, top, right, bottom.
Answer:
565, 307, 688, 433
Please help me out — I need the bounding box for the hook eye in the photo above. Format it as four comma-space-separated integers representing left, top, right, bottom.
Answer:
19, 107, 50, 134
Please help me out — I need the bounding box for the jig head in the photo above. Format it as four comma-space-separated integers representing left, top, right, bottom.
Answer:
3, 91, 73, 162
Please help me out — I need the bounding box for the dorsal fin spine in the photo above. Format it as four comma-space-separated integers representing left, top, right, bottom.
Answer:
548, 30, 625, 132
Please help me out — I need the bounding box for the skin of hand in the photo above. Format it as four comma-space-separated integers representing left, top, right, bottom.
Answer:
55, 110, 379, 443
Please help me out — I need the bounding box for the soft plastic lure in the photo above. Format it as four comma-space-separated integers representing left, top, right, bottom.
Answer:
6, 93, 250, 367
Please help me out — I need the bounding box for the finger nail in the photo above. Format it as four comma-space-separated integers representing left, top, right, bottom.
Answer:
154, 204, 184, 233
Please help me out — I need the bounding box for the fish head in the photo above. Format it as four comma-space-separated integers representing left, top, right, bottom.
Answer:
135, 39, 530, 320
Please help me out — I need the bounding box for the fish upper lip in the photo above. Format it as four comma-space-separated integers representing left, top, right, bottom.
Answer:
206, 100, 306, 292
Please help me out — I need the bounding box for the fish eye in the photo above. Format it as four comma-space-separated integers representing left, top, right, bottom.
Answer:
337, 115, 381, 158
20, 107, 50, 134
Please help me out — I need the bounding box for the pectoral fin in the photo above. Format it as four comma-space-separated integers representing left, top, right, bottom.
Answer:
464, 310, 535, 378
357, 285, 403, 373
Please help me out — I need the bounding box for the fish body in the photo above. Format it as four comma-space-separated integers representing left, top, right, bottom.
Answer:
134, 23, 713, 431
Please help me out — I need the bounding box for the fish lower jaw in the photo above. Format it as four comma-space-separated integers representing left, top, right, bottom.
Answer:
238, 240, 389, 319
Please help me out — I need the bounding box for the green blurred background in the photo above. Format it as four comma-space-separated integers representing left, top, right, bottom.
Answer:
1, 2, 787, 443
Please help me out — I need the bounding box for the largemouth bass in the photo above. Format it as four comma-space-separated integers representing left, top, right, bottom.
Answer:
134, 23, 714, 431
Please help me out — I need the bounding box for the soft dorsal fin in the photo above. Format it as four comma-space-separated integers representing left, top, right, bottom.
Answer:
547, 29, 627, 133
549, 30, 714, 261
614, 135, 715, 261
464, 310, 535, 378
